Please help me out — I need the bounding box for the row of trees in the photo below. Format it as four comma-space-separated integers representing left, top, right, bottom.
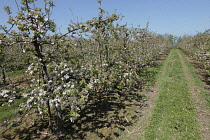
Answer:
0, 0, 171, 136
178, 32, 210, 76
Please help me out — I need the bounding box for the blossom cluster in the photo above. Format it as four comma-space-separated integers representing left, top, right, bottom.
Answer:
0, 90, 16, 103
19, 61, 90, 122
14, 10, 56, 37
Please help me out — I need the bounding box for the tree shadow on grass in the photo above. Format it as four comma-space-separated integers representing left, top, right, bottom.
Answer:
64, 91, 145, 139
0, 90, 145, 140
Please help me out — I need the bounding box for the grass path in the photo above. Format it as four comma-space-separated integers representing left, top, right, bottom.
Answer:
143, 49, 210, 140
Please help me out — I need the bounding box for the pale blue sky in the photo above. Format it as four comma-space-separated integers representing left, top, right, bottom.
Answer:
0, 0, 210, 36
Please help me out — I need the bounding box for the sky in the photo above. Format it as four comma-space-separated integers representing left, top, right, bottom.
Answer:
0, 0, 210, 37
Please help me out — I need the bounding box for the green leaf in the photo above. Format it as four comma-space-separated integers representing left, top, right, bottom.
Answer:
46, 1, 55, 7
4, 6, 12, 15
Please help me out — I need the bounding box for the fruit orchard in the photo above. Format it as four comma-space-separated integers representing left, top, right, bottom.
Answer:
0, 0, 209, 139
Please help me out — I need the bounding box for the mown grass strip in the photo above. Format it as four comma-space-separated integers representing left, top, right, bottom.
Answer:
179, 50, 210, 108
144, 49, 200, 140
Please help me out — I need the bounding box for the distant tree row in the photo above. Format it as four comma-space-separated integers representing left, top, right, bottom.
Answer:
178, 31, 210, 76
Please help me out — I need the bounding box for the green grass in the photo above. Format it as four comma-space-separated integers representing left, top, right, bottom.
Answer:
0, 68, 28, 123
0, 98, 25, 123
144, 49, 200, 140
6, 68, 27, 78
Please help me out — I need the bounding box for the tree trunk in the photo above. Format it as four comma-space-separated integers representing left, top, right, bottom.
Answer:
0, 66, 6, 85
33, 38, 52, 131
55, 104, 65, 135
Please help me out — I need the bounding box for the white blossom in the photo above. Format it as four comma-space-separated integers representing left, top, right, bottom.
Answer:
3, 94, 9, 98
87, 83, 93, 89
30, 71, 33, 74
22, 93, 28, 97
44, 18, 48, 22
94, 79, 99, 83
64, 75, 70, 81
64, 68, 70, 72
70, 117, 74, 123
8, 99, 13, 103
123, 73, 129, 78
27, 97, 34, 104
54, 86, 62, 93
70, 84, 75, 88
38, 89, 47, 96
102, 63, 108, 66
61, 70, 65, 74
0, 90, 10, 98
